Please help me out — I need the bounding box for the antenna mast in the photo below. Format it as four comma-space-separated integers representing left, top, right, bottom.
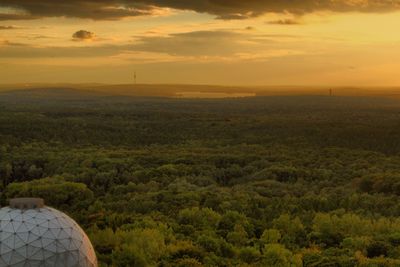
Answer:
134, 71, 137, 85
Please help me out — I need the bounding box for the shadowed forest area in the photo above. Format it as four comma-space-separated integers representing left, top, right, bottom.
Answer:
2, 88, 400, 266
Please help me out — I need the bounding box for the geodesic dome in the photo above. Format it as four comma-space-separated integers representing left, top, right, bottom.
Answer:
0, 198, 98, 267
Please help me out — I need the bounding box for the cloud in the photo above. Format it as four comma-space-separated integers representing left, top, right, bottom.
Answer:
1, 0, 400, 20
267, 19, 302, 25
0, 29, 301, 62
0, 13, 38, 20
0, 25, 22, 30
30, 35, 52, 39
0, 1, 155, 20
129, 30, 306, 61
132, 30, 249, 57
0, 42, 121, 58
143, 0, 400, 17
0, 40, 27, 46
72, 30, 95, 41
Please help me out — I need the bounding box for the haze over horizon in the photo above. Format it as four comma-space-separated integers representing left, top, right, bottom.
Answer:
1, 1, 400, 86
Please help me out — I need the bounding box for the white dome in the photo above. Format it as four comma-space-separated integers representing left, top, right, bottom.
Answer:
0, 199, 98, 267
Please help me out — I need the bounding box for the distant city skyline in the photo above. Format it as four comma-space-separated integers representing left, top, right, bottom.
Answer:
1, 1, 400, 86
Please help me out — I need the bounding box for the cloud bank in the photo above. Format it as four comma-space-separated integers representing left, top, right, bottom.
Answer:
1, 0, 400, 20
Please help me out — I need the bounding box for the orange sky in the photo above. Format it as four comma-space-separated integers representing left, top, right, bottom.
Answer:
1, 1, 400, 85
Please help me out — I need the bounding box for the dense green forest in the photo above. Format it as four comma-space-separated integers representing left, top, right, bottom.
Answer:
2, 88, 400, 266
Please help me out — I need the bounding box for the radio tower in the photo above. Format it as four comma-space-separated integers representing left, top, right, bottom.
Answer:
134, 71, 137, 85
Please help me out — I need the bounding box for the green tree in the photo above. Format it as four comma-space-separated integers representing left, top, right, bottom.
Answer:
261, 229, 282, 244
112, 245, 147, 267
5, 176, 94, 211
262, 244, 299, 267
226, 224, 248, 246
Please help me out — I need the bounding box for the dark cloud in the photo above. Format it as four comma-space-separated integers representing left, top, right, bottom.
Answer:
0, 13, 38, 20
1, 0, 400, 20
72, 30, 95, 41
142, 0, 400, 17
267, 19, 302, 25
0, 1, 153, 20
32, 35, 50, 39
0, 25, 21, 29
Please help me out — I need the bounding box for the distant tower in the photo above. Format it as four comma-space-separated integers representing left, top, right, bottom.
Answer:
329, 89, 333, 96
134, 71, 137, 85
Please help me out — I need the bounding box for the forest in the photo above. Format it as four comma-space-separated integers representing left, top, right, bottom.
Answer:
1, 88, 400, 266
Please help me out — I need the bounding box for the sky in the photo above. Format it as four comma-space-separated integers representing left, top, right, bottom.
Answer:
1, 0, 400, 86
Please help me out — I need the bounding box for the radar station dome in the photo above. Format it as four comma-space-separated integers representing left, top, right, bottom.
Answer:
0, 198, 97, 267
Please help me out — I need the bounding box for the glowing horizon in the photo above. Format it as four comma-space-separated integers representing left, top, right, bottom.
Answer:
1, 1, 400, 86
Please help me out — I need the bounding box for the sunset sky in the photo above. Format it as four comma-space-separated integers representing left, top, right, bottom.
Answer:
1, 0, 400, 85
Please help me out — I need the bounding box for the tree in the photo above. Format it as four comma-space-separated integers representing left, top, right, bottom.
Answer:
239, 247, 261, 264
226, 224, 248, 246
273, 214, 305, 249
5, 176, 94, 211
261, 229, 281, 244
0, 162, 12, 188
178, 207, 221, 230
262, 244, 298, 267
112, 245, 147, 267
